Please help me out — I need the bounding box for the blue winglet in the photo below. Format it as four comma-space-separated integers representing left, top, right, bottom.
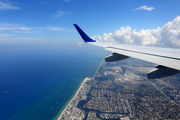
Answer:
73, 24, 96, 42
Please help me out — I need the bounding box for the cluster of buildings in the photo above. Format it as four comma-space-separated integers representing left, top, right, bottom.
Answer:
83, 88, 134, 115
59, 58, 180, 120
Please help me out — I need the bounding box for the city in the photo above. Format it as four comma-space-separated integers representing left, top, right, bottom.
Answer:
58, 58, 180, 120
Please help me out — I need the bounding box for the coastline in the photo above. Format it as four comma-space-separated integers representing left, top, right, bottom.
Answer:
57, 77, 90, 120
95, 60, 105, 75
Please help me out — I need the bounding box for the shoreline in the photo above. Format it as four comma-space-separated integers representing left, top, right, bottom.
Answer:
96, 60, 105, 75
57, 77, 90, 120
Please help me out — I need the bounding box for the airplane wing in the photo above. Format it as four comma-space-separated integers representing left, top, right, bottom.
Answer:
74, 24, 180, 79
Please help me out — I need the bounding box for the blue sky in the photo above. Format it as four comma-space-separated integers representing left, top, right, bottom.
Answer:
0, 0, 180, 46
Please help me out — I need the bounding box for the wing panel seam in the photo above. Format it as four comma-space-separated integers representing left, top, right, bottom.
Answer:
107, 47, 180, 61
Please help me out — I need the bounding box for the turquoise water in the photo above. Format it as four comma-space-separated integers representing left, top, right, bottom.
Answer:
0, 43, 106, 120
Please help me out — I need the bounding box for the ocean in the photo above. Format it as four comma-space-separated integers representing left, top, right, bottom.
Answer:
0, 43, 106, 120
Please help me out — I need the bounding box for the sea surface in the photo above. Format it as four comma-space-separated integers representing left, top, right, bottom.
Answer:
0, 43, 106, 120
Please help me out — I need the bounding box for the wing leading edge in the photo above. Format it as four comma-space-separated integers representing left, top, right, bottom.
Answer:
74, 24, 180, 79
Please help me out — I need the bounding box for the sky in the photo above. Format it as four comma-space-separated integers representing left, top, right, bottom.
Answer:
0, 0, 180, 48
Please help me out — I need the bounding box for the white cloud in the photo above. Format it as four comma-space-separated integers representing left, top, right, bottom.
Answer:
77, 41, 82, 46
0, 24, 44, 33
0, 23, 69, 41
134, 6, 154, 11
0, 23, 35, 31
0, 33, 14, 37
0, 23, 68, 33
62, 0, 71, 2
14, 31, 43, 33
0, 24, 42, 41
0, 37, 40, 41
0, 1, 19, 10
55, 11, 67, 17
0, 27, 33, 31
92, 16, 180, 48
44, 26, 67, 31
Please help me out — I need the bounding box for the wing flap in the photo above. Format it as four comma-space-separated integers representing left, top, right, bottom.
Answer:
147, 65, 180, 79
105, 53, 129, 62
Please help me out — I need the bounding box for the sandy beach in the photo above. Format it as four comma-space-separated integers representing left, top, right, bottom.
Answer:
57, 77, 90, 120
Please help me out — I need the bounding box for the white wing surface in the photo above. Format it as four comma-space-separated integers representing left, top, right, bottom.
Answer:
74, 24, 180, 79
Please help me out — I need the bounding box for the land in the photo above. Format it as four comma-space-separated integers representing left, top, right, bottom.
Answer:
57, 77, 90, 120
57, 58, 180, 120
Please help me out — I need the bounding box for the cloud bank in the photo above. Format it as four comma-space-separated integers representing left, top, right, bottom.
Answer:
134, 6, 154, 11
92, 16, 180, 48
